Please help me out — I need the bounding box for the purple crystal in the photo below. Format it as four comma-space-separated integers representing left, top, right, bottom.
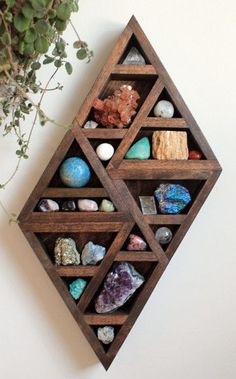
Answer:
95, 262, 145, 313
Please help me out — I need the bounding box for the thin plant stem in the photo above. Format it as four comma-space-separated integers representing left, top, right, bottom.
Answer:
0, 67, 68, 221
69, 19, 81, 41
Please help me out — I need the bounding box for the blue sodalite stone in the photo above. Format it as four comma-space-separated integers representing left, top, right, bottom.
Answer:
59, 157, 91, 188
69, 278, 87, 300
154, 184, 191, 214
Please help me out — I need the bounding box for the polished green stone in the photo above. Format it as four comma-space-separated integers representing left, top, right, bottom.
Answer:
125, 137, 150, 160
99, 199, 115, 212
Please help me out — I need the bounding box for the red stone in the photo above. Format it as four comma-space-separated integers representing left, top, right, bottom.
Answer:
188, 150, 202, 160
93, 85, 140, 128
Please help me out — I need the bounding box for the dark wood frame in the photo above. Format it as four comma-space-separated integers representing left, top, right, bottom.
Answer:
18, 16, 222, 370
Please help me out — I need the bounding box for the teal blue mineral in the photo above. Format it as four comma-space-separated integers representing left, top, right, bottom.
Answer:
69, 278, 87, 300
125, 137, 150, 160
59, 157, 91, 188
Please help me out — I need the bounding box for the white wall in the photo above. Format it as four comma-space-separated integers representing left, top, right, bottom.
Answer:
0, 1, 235, 378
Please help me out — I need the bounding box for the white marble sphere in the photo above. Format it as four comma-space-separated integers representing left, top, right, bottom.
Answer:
96, 143, 114, 161
154, 100, 174, 118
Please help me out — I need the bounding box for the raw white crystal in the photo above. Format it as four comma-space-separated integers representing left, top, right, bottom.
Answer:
81, 241, 106, 265
97, 326, 115, 344
83, 120, 98, 129
123, 47, 146, 65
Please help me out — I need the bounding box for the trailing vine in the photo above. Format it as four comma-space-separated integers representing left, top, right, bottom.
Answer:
0, 0, 92, 222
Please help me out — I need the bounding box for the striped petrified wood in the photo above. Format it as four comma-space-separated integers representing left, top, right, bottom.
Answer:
18, 16, 221, 370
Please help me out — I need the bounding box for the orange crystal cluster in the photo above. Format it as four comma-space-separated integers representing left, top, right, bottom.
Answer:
93, 85, 140, 128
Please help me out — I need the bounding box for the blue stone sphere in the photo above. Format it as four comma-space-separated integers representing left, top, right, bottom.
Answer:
59, 157, 91, 188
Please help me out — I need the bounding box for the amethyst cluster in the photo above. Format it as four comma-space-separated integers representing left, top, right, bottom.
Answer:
95, 262, 144, 313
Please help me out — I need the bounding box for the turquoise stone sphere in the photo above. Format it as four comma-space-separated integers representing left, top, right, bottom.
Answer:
59, 157, 91, 188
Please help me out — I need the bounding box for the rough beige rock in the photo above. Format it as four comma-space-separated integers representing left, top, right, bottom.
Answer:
152, 131, 188, 160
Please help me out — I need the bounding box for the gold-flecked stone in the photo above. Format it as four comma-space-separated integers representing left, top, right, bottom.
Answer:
54, 237, 80, 265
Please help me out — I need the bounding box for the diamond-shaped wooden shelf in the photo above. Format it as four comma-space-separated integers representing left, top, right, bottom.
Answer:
19, 16, 222, 370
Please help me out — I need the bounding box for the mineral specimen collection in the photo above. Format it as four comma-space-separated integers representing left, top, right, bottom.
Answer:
38, 198, 115, 212
54, 238, 106, 266
18, 17, 221, 369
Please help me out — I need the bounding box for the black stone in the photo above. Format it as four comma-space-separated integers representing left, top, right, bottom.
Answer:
61, 200, 76, 211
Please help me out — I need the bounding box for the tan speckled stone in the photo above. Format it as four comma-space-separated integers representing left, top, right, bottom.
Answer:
152, 130, 188, 160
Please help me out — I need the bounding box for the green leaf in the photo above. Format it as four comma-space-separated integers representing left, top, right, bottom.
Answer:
18, 40, 25, 54
4, 11, 13, 23
5, 0, 15, 7
56, 38, 66, 52
54, 59, 62, 67
24, 28, 37, 43
71, 0, 79, 12
76, 48, 87, 60
73, 40, 87, 49
56, 3, 71, 21
23, 43, 35, 55
46, 26, 55, 40
39, 110, 47, 125
11, 35, 19, 45
48, 9, 56, 18
30, 83, 40, 93
34, 36, 49, 53
0, 33, 11, 45
55, 19, 67, 32
22, 3, 34, 19
43, 56, 54, 64
30, 0, 46, 11
65, 62, 72, 75
31, 62, 41, 70
14, 13, 31, 33
35, 19, 49, 34
34, 10, 45, 18
14, 110, 21, 118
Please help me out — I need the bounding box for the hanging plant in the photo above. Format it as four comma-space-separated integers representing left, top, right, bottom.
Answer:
0, 0, 92, 222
